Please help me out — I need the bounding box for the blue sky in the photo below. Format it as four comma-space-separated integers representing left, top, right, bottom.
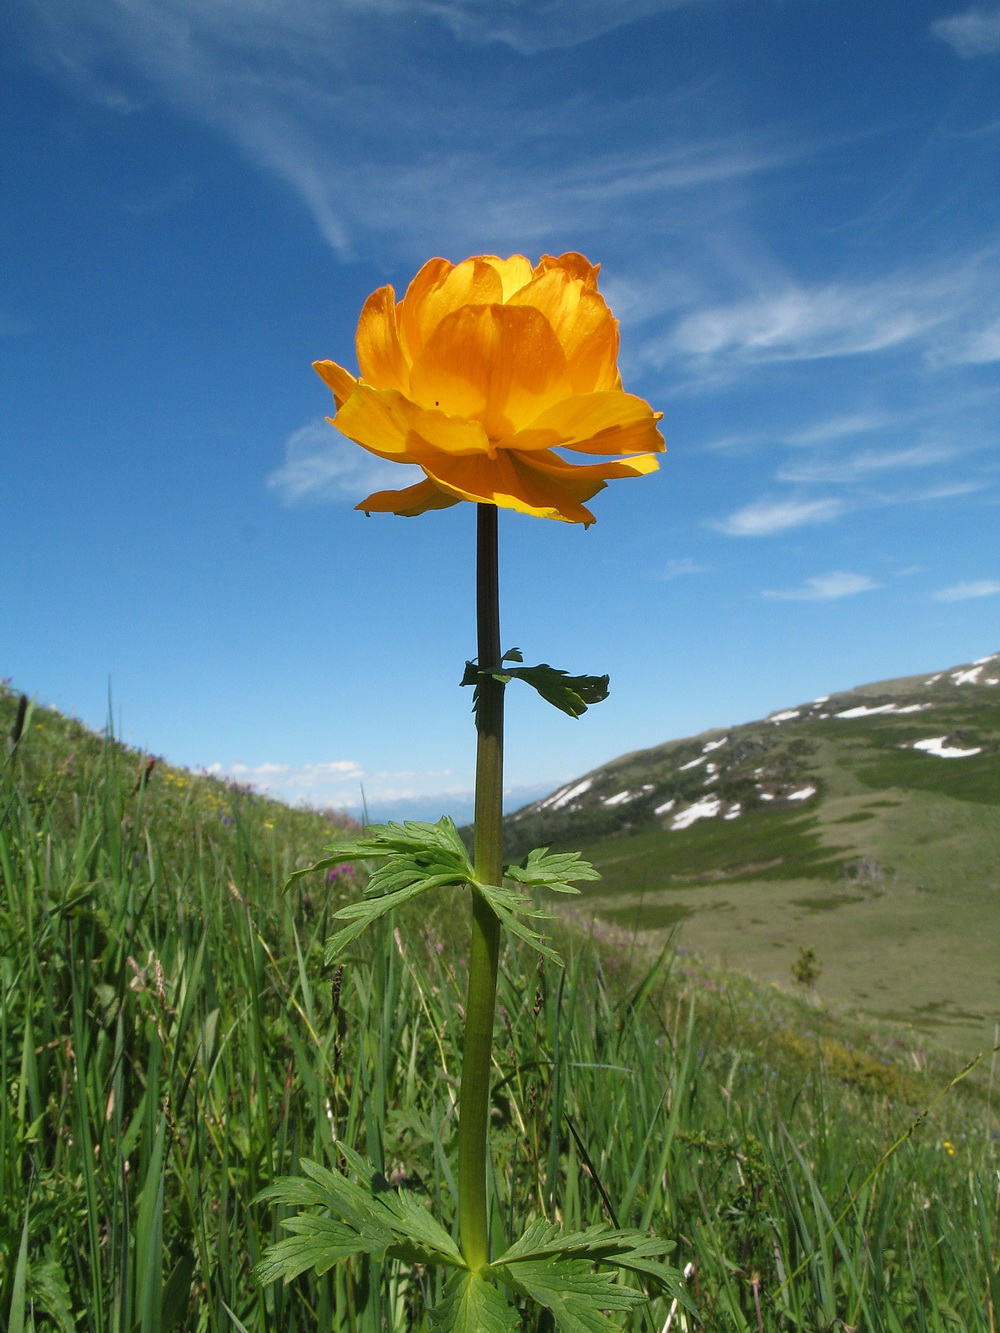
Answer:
2, 0, 998, 824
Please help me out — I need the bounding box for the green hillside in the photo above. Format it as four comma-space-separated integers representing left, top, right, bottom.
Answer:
505, 654, 1000, 1053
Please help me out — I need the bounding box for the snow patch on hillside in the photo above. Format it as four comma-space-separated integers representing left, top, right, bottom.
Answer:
602, 784, 654, 807
951, 666, 983, 686
671, 796, 722, 829
912, 737, 982, 758
603, 790, 631, 806
836, 702, 932, 718
540, 778, 593, 810
768, 709, 800, 724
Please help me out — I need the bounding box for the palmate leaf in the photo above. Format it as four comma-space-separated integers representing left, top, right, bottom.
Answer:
324, 870, 468, 960
289, 812, 598, 965
335, 1143, 463, 1269
506, 664, 610, 719
430, 1270, 518, 1333
476, 881, 564, 965
253, 1215, 392, 1284
499, 1259, 644, 1333
489, 1221, 694, 1333
279, 817, 475, 961
494, 1219, 682, 1286
256, 1157, 384, 1232
253, 1148, 464, 1290
505, 847, 601, 896
285, 817, 473, 892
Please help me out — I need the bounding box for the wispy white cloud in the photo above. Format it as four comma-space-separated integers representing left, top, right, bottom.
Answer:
777, 443, 958, 484
898, 479, 986, 502
940, 317, 1000, 364
711, 496, 842, 537
931, 8, 1000, 58
267, 419, 417, 504
762, 571, 880, 601
667, 255, 1000, 371
657, 556, 709, 579
10, 0, 807, 262
435, 0, 712, 55
931, 578, 1000, 600
782, 412, 901, 446
672, 283, 930, 362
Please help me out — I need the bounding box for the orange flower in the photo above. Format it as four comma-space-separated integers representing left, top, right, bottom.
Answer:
314, 252, 664, 525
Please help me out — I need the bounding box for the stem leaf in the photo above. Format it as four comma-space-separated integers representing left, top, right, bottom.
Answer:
505, 664, 610, 718
489, 1220, 695, 1331
493, 1219, 680, 1283
461, 658, 609, 718
285, 817, 473, 893
430, 1269, 518, 1333
475, 882, 564, 965
280, 818, 476, 958
254, 1149, 465, 1289
506, 847, 601, 895
497, 1258, 644, 1332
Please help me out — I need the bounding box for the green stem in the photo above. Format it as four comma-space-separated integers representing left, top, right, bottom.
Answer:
458, 503, 504, 1271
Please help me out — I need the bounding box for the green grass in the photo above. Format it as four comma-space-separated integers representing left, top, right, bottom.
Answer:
1, 683, 998, 1331
856, 748, 1000, 803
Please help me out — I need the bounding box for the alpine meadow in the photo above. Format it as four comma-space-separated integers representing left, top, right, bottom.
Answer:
1, 669, 997, 1331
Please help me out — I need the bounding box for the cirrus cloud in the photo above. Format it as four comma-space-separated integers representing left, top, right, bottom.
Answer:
932, 578, 1000, 600
931, 8, 1000, 58
711, 496, 842, 537
762, 571, 881, 600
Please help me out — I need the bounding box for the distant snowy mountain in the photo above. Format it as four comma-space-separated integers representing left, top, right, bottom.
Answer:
500, 652, 1000, 1051
503, 652, 1000, 860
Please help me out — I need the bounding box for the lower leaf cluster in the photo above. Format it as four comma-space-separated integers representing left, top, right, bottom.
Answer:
256, 1150, 691, 1333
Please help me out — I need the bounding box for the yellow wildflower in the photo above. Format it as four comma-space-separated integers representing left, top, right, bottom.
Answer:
315, 252, 664, 525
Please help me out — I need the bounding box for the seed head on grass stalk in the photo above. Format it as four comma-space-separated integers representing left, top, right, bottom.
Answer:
256, 253, 693, 1332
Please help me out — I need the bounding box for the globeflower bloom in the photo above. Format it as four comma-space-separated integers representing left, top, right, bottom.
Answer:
315, 252, 664, 525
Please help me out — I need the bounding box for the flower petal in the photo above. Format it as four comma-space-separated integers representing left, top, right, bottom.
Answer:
418, 448, 598, 524
409, 303, 570, 439
313, 359, 358, 408
533, 252, 601, 289
356, 476, 461, 517
356, 286, 410, 393
333, 384, 491, 461
505, 390, 666, 456
398, 257, 504, 363
481, 254, 535, 301
509, 268, 620, 393
518, 447, 661, 484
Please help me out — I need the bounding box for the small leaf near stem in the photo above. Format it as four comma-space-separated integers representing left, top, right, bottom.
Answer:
462, 659, 609, 719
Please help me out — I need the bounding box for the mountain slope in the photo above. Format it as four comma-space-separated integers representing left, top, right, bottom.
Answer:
506, 653, 1000, 1052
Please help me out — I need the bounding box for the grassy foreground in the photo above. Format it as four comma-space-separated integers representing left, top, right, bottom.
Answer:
1, 684, 998, 1331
